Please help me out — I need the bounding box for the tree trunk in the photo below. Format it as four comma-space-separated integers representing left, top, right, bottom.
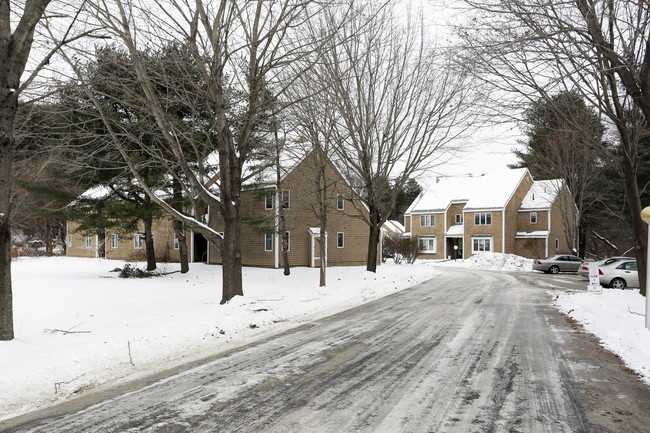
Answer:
0, 95, 17, 341
173, 219, 189, 274
220, 209, 243, 304
620, 144, 648, 296
366, 207, 381, 273
143, 215, 156, 271
45, 220, 53, 256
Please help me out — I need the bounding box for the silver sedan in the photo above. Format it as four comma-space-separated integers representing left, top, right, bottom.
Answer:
599, 259, 639, 289
578, 256, 632, 279
532, 255, 583, 274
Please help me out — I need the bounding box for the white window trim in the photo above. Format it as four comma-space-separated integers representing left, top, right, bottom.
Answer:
337, 194, 344, 210
418, 235, 437, 253
555, 238, 559, 250
265, 194, 273, 210
67, 234, 72, 247
173, 233, 180, 250
85, 235, 92, 249
474, 212, 492, 226
111, 234, 119, 249
281, 189, 290, 209
471, 236, 493, 253
455, 214, 463, 224
337, 232, 344, 248
134, 234, 143, 249
530, 212, 537, 224
420, 214, 435, 227
265, 233, 273, 252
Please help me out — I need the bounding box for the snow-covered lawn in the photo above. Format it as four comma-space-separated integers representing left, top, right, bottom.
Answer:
0, 253, 648, 421
1, 257, 437, 420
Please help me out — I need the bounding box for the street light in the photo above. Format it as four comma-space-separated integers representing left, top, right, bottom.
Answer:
642, 206, 650, 330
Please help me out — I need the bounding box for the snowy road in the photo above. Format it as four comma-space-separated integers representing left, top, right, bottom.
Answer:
3, 267, 649, 432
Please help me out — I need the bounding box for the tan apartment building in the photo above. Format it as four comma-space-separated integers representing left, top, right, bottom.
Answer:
68, 150, 377, 268
403, 168, 577, 260
208, 150, 377, 268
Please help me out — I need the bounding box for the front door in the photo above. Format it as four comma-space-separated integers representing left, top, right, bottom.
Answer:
310, 229, 328, 268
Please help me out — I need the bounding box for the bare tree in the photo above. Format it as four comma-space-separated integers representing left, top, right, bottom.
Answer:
73, 0, 345, 303
460, 0, 650, 295
309, 1, 478, 272
0, 1, 95, 340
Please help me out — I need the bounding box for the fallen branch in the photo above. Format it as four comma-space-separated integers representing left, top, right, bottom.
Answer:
44, 322, 91, 335
54, 373, 85, 394
127, 341, 135, 366
627, 306, 644, 317
44, 328, 91, 335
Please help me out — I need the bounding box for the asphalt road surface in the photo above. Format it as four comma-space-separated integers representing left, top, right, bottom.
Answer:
2, 267, 649, 432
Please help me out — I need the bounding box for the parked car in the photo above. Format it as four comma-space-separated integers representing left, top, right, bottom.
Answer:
578, 256, 632, 279
598, 259, 639, 289
532, 255, 583, 274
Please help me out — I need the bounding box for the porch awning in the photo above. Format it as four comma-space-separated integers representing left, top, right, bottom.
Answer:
445, 224, 464, 238
515, 230, 549, 239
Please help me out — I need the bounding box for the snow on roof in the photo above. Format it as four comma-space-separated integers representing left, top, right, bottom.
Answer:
406, 168, 529, 214
519, 179, 563, 210
445, 224, 464, 237
383, 220, 405, 234
515, 230, 550, 238
79, 185, 115, 200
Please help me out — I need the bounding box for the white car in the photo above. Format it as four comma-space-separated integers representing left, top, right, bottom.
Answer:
599, 259, 639, 289
578, 256, 632, 279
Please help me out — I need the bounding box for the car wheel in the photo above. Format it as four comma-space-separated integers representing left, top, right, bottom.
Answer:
610, 278, 627, 289
549, 265, 559, 274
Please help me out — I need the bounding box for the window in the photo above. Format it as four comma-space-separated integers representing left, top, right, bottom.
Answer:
264, 233, 273, 251
474, 212, 492, 226
472, 237, 492, 253
281, 190, 290, 209
617, 261, 637, 271
67, 234, 72, 247
420, 214, 435, 227
134, 234, 144, 249
265, 194, 274, 210
418, 236, 437, 253
282, 231, 290, 251
173, 233, 180, 250
337, 194, 344, 210
337, 232, 344, 248
85, 235, 92, 248
111, 234, 119, 249
530, 212, 537, 224
555, 239, 559, 250
455, 214, 463, 224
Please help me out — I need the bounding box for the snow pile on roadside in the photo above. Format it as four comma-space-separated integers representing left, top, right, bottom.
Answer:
0, 257, 437, 421
554, 289, 650, 385
433, 252, 533, 272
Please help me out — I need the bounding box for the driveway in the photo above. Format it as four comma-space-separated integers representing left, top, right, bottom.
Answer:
2, 266, 648, 432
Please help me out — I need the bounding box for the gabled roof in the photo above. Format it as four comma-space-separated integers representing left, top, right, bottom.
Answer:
406, 168, 530, 214
519, 179, 563, 211
383, 220, 405, 235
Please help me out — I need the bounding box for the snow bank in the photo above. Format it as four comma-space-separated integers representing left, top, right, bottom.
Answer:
431, 252, 533, 272
554, 289, 650, 385
0, 257, 438, 421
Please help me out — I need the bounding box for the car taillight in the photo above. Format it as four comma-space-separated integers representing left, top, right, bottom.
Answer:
536, 261, 542, 265
599, 269, 603, 275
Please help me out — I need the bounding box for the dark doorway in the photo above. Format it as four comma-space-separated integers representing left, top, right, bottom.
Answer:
447, 237, 463, 260
193, 233, 208, 263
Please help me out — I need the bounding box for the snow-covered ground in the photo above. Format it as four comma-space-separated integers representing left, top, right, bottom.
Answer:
0, 253, 648, 421
553, 289, 650, 384
1, 257, 438, 420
